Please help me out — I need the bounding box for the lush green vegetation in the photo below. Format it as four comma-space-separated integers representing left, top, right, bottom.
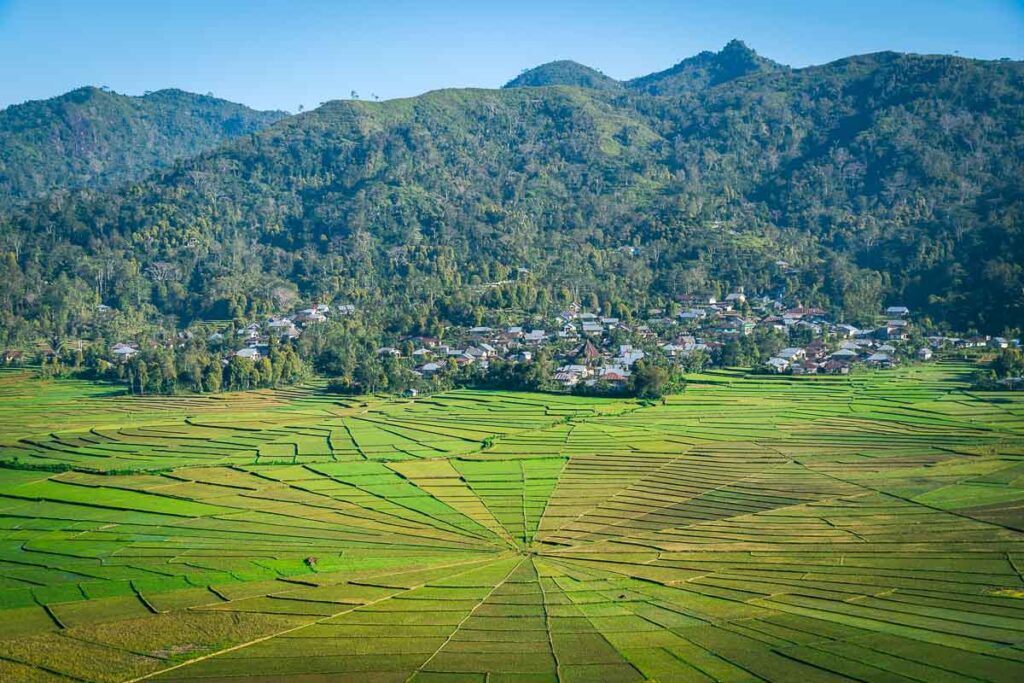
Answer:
0, 86, 287, 206
0, 362, 1022, 681
1, 45, 1022, 355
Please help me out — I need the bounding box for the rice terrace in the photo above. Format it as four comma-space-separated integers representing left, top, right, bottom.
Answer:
0, 363, 1020, 682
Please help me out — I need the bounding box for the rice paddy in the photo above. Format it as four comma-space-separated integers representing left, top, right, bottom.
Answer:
1, 362, 1023, 682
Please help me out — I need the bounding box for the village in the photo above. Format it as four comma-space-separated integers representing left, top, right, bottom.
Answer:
80, 288, 1019, 395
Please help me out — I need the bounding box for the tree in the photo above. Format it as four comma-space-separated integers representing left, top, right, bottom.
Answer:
630, 361, 669, 399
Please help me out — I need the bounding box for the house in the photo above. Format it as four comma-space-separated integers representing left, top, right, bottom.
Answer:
660, 343, 686, 357
554, 364, 591, 387
413, 336, 441, 348
830, 348, 859, 361
376, 347, 402, 357
835, 324, 860, 338
917, 347, 933, 361
268, 318, 300, 339
575, 340, 601, 364
990, 337, 1010, 349
864, 352, 895, 368
805, 340, 827, 361
336, 304, 356, 315
822, 360, 850, 375
785, 307, 826, 319
792, 361, 820, 375
598, 366, 631, 389
418, 361, 447, 377
725, 292, 747, 305
511, 351, 533, 363
111, 343, 138, 360
468, 326, 493, 336
235, 347, 261, 361
884, 320, 909, 340
885, 306, 910, 318
677, 294, 716, 306
581, 321, 603, 335
524, 330, 547, 343
296, 308, 327, 324
616, 345, 645, 366
777, 347, 805, 362
766, 357, 790, 373
412, 348, 433, 358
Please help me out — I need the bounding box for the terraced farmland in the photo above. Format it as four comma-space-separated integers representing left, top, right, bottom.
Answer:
1, 363, 1024, 682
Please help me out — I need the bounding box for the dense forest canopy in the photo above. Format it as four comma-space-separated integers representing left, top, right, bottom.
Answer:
0, 87, 287, 206
0, 43, 1021, 350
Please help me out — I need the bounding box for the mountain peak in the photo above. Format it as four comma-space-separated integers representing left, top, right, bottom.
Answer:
627, 40, 785, 96
503, 60, 622, 91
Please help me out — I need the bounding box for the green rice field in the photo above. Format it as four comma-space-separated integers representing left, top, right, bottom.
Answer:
0, 362, 1023, 681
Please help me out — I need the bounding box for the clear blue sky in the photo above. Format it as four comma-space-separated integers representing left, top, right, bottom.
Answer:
1, 0, 1022, 112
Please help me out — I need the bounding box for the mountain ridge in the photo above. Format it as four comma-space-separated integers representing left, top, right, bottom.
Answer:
0, 86, 288, 205
1, 46, 1021, 346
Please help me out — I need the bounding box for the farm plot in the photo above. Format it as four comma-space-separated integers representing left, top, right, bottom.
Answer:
0, 366, 1023, 681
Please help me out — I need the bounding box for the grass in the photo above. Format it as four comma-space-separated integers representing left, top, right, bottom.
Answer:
0, 363, 1022, 681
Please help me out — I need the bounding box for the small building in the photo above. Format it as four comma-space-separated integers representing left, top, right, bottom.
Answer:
864, 352, 895, 368
524, 330, 547, 344
235, 347, 261, 361
725, 292, 747, 305
792, 361, 819, 375
917, 347, 933, 361
830, 348, 859, 361
822, 360, 850, 375
111, 343, 138, 360
885, 306, 910, 318
777, 347, 805, 362
418, 361, 447, 377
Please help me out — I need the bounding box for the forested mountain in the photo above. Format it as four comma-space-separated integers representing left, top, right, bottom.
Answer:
0, 87, 288, 206
626, 39, 786, 95
1, 44, 1022, 349
504, 61, 624, 91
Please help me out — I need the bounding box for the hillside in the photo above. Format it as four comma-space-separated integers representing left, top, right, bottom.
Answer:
504, 60, 624, 91
627, 38, 786, 94
0, 86, 288, 205
1, 46, 1022, 347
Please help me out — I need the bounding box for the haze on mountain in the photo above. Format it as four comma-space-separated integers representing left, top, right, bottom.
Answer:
0, 87, 287, 206
1, 41, 1022, 350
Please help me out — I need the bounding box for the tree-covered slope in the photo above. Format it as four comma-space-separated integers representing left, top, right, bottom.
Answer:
0, 86, 288, 205
626, 39, 786, 95
504, 60, 624, 91
1, 48, 1022, 346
